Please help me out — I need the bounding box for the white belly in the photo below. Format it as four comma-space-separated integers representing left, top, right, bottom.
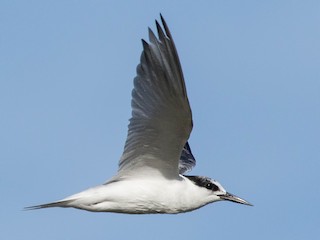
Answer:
62, 176, 216, 214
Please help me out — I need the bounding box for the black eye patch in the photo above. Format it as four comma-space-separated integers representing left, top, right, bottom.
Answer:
205, 182, 219, 191
185, 176, 220, 192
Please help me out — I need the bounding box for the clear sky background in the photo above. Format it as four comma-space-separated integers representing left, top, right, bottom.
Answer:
1, 1, 320, 239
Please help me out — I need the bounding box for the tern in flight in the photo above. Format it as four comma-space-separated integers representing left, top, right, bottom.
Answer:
26, 15, 252, 214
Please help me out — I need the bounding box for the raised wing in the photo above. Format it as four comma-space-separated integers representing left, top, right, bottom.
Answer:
117, 15, 193, 179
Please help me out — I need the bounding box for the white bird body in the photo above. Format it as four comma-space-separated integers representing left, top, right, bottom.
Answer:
26, 15, 252, 214
53, 175, 222, 214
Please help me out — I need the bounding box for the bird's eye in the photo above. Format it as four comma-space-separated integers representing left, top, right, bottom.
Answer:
206, 182, 219, 191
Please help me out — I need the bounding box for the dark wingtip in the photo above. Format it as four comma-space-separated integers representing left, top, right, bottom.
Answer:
160, 13, 164, 22
159, 14, 169, 33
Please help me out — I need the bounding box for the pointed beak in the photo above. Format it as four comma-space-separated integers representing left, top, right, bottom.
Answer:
219, 192, 253, 206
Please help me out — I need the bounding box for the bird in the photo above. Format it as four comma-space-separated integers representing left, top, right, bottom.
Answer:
25, 15, 252, 214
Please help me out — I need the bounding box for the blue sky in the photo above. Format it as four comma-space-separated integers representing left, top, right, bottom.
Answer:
1, 1, 320, 239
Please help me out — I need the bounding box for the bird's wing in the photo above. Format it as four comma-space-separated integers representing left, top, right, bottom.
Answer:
117, 15, 193, 179
179, 142, 196, 174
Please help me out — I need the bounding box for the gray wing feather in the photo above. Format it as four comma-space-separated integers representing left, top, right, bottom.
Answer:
179, 142, 196, 174
118, 15, 193, 179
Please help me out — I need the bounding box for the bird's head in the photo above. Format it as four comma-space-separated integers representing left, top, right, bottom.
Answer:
185, 176, 253, 206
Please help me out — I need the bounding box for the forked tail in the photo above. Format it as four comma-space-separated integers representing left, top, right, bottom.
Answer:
24, 200, 74, 210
